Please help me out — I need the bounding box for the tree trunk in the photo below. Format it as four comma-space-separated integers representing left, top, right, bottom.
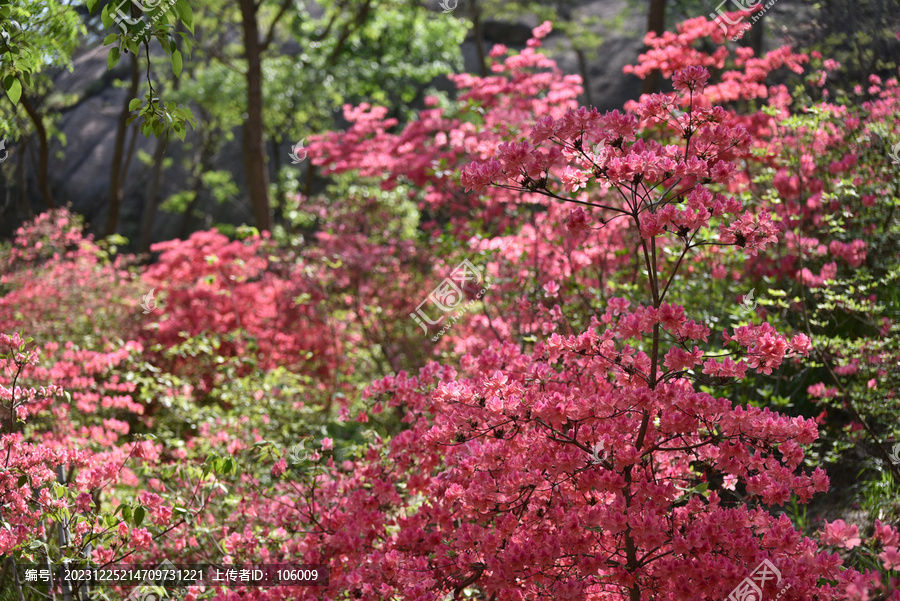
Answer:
239, 0, 272, 231
16, 138, 32, 220
178, 173, 205, 240
469, 0, 487, 77
179, 137, 212, 239
640, 0, 667, 96
139, 26, 185, 252
271, 137, 285, 225
303, 160, 314, 199
138, 134, 168, 253
17, 91, 55, 209
748, 13, 763, 56
576, 48, 593, 107
106, 52, 140, 236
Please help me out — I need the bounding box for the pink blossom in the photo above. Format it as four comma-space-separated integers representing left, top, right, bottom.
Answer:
531, 20, 553, 40
131, 527, 152, 550
75, 493, 92, 514
789, 334, 812, 355
488, 44, 508, 58
565, 207, 590, 234
460, 159, 503, 192
560, 166, 588, 192
821, 520, 862, 549
875, 520, 900, 547
672, 66, 710, 93
878, 547, 900, 571
530, 116, 556, 143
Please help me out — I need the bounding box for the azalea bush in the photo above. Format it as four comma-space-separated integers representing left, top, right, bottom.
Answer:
0, 13, 899, 601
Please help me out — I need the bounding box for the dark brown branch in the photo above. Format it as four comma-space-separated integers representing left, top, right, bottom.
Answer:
260, 0, 293, 51
16, 89, 55, 209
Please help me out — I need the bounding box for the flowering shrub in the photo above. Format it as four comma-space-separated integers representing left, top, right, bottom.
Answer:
141, 229, 339, 389
0, 209, 144, 347
1, 15, 899, 601
431, 60, 849, 600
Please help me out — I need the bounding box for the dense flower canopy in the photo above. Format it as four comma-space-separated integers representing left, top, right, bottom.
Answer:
1, 14, 899, 601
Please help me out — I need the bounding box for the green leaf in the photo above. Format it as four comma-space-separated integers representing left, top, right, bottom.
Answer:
172, 50, 182, 77
5, 77, 21, 105
133, 506, 145, 527
103, 33, 117, 45
86, 0, 99, 12
28, 539, 46, 551
129, 98, 142, 111
107, 47, 120, 70
17, 475, 28, 487
176, 0, 193, 32
178, 34, 192, 56
121, 505, 132, 522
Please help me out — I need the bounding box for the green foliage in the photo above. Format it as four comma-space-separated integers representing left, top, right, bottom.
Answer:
859, 469, 900, 524
146, 0, 464, 228
792, 0, 900, 90
288, 0, 465, 118
738, 84, 900, 478
0, 0, 84, 143
90, 0, 196, 141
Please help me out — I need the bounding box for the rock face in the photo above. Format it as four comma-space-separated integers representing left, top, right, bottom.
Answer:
461, 0, 645, 112
1, 0, 807, 245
